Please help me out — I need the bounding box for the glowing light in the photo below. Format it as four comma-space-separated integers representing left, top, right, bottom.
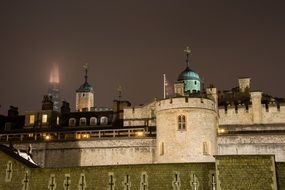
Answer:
136, 131, 144, 137
82, 134, 90, 139
45, 135, 51, 140
218, 128, 225, 133
49, 63, 60, 84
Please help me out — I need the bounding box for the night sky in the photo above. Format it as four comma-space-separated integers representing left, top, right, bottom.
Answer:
0, 1, 285, 114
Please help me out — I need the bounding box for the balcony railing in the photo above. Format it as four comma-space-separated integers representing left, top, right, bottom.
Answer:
0, 128, 156, 143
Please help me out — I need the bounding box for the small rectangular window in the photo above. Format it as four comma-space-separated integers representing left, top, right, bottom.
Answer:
42, 114, 48, 123
178, 115, 186, 131
29, 115, 35, 125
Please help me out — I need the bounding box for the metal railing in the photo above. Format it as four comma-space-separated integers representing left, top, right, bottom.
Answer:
0, 128, 156, 142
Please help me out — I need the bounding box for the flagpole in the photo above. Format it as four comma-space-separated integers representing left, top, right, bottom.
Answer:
163, 74, 166, 99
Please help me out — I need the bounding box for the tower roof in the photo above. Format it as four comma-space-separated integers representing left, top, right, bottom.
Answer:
76, 81, 93, 92
178, 66, 200, 81
76, 63, 94, 92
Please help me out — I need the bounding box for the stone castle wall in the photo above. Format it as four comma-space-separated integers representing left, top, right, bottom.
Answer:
0, 149, 216, 190
219, 103, 285, 125
13, 138, 156, 168
215, 155, 277, 190
1, 150, 284, 190
217, 134, 285, 162
123, 101, 156, 127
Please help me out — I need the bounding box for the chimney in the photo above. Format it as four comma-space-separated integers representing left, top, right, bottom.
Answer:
42, 95, 54, 110
61, 101, 70, 114
8, 106, 19, 117
238, 78, 251, 92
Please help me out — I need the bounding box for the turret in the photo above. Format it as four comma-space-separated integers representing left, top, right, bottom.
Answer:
174, 47, 201, 96
76, 63, 95, 112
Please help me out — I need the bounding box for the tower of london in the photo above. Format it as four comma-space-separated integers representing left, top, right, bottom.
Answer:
0, 48, 284, 189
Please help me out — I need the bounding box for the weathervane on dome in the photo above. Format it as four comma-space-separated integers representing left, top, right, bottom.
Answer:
184, 46, 192, 68
83, 63, 88, 83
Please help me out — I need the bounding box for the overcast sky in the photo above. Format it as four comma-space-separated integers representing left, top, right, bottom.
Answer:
0, 0, 284, 114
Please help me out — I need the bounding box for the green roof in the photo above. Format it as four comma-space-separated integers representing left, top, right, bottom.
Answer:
76, 82, 93, 92
178, 66, 200, 81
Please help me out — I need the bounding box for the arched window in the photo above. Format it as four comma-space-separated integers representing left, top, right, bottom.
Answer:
79, 117, 87, 126
69, 118, 76, 126
90, 117, 97, 126
178, 115, 186, 130
100, 116, 108, 125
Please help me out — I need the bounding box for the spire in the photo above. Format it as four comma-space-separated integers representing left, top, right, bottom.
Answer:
184, 46, 191, 68
49, 63, 59, 83
83, 63, 88, 83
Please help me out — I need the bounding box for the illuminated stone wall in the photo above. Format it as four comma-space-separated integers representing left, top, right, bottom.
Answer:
219, 100, 285, 125
13, 138, 156, 168
217, 134, 285, 162
123, 101, 156, 127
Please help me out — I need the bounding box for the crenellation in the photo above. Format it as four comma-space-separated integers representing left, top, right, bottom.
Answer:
157, 97, 215, 112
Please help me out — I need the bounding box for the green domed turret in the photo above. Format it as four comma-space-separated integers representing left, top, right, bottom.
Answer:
178, 47, 201, 94
76, 64, 94, 93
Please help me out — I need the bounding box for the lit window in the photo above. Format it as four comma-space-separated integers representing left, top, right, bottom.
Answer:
56, 117, 60, 125
69, 118, 76, 126
42, 114, 48, 123
29, 115, 35, 125
90, 117, 97, 126
80, 117, 87, 126
178, 115, 186, 130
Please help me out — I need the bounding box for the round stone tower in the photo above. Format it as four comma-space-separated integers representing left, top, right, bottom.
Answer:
155, 97, 218, 163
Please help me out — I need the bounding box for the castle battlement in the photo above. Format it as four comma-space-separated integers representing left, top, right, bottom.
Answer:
156, 97, 216, 112
219, 102, 285, 125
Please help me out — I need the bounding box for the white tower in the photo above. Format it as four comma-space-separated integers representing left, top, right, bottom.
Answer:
76, 64, 95, 112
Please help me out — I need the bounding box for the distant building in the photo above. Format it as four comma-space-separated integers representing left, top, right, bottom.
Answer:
47, 63, 61, 112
